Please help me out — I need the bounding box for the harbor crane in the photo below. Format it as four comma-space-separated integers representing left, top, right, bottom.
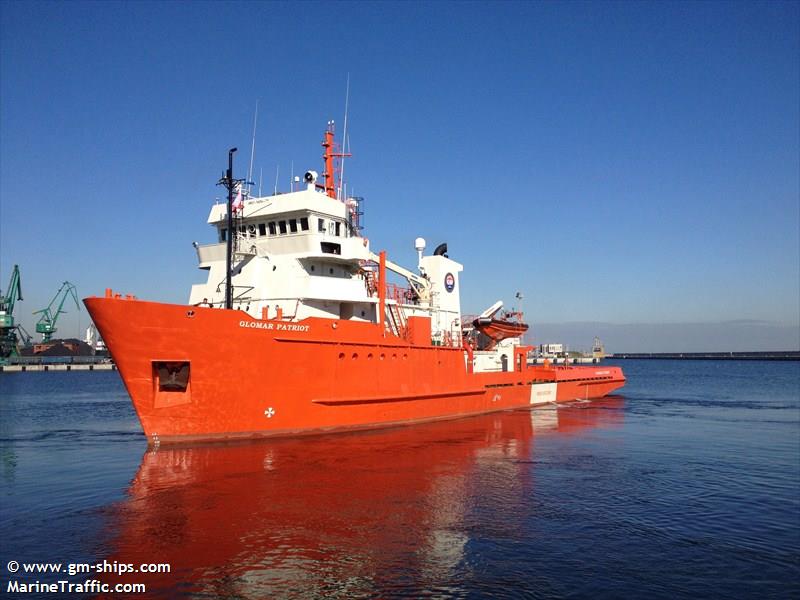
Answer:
16, 325, 33, 347
0, 264, 23, 360
34, 281, 80, 342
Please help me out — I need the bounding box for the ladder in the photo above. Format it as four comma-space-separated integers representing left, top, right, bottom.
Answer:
363, 269, 378, 296
385, 303, 407, 338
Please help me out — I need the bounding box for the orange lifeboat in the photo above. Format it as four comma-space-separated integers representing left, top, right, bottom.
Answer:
472, 312, 529, 349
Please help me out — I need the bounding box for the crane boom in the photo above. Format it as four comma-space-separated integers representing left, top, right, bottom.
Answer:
34, 281, 80, 342
0, 265, 22, 326
1, 264, 24, 361
367, 251, 431, 302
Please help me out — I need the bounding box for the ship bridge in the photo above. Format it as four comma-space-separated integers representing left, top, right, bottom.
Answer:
189, 128, 463, 347
190, 176, 377, 319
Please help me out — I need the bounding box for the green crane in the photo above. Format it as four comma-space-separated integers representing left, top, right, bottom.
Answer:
0, 265, 23, 360
34, 281, 80, 343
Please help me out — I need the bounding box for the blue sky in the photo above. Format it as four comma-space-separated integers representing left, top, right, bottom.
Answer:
1, 1, 798, 352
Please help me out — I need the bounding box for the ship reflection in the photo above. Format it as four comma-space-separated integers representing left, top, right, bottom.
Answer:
101, 398, 623, 598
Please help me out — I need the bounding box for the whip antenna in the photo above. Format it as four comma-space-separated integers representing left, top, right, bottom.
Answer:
338, 74, 350, 200
247, 100, 259, 195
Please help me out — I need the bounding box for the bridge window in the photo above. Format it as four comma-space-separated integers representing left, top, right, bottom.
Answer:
321, 242, 341, 255
335, 222, 341, 236
318, 218, 326, 232
268, 222, 277, 235
289, 219, 298, 233
258, 223, 266, 236
279, 221, 287, 234
220, 228, 227, 242
300, 217, 309, 231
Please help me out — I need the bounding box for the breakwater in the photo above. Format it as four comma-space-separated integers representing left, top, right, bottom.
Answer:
612, 351, 799, 361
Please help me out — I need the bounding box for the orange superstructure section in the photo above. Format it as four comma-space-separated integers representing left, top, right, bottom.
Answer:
85, 296, 625, 444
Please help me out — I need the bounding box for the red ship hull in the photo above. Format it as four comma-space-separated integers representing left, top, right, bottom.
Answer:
85, 296, 626, 444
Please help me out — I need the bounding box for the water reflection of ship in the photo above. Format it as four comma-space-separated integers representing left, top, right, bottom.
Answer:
101, 399, 624, 598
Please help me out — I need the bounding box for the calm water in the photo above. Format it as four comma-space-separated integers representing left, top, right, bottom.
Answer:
1, 360, 798, 599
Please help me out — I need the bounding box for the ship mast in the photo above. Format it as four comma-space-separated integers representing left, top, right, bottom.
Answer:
321, 121, 351, 199
218, 147, 242, 310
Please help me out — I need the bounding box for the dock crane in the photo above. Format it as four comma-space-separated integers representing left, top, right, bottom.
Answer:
0, 264, 23, 360
16, 325, 33, 347
34, 281, 80, 342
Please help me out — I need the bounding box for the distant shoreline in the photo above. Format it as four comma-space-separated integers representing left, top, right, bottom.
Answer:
610, 351, 799, 361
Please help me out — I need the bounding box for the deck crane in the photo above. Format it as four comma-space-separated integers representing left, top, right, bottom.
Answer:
34, 281, 80, 342
0, 264, 23, 360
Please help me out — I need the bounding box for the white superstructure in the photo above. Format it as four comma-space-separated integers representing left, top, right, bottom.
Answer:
188, 174, 464, 344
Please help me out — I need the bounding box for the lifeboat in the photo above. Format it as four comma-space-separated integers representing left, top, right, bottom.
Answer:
471, 300, 528, 349
473, 314, 529, 348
